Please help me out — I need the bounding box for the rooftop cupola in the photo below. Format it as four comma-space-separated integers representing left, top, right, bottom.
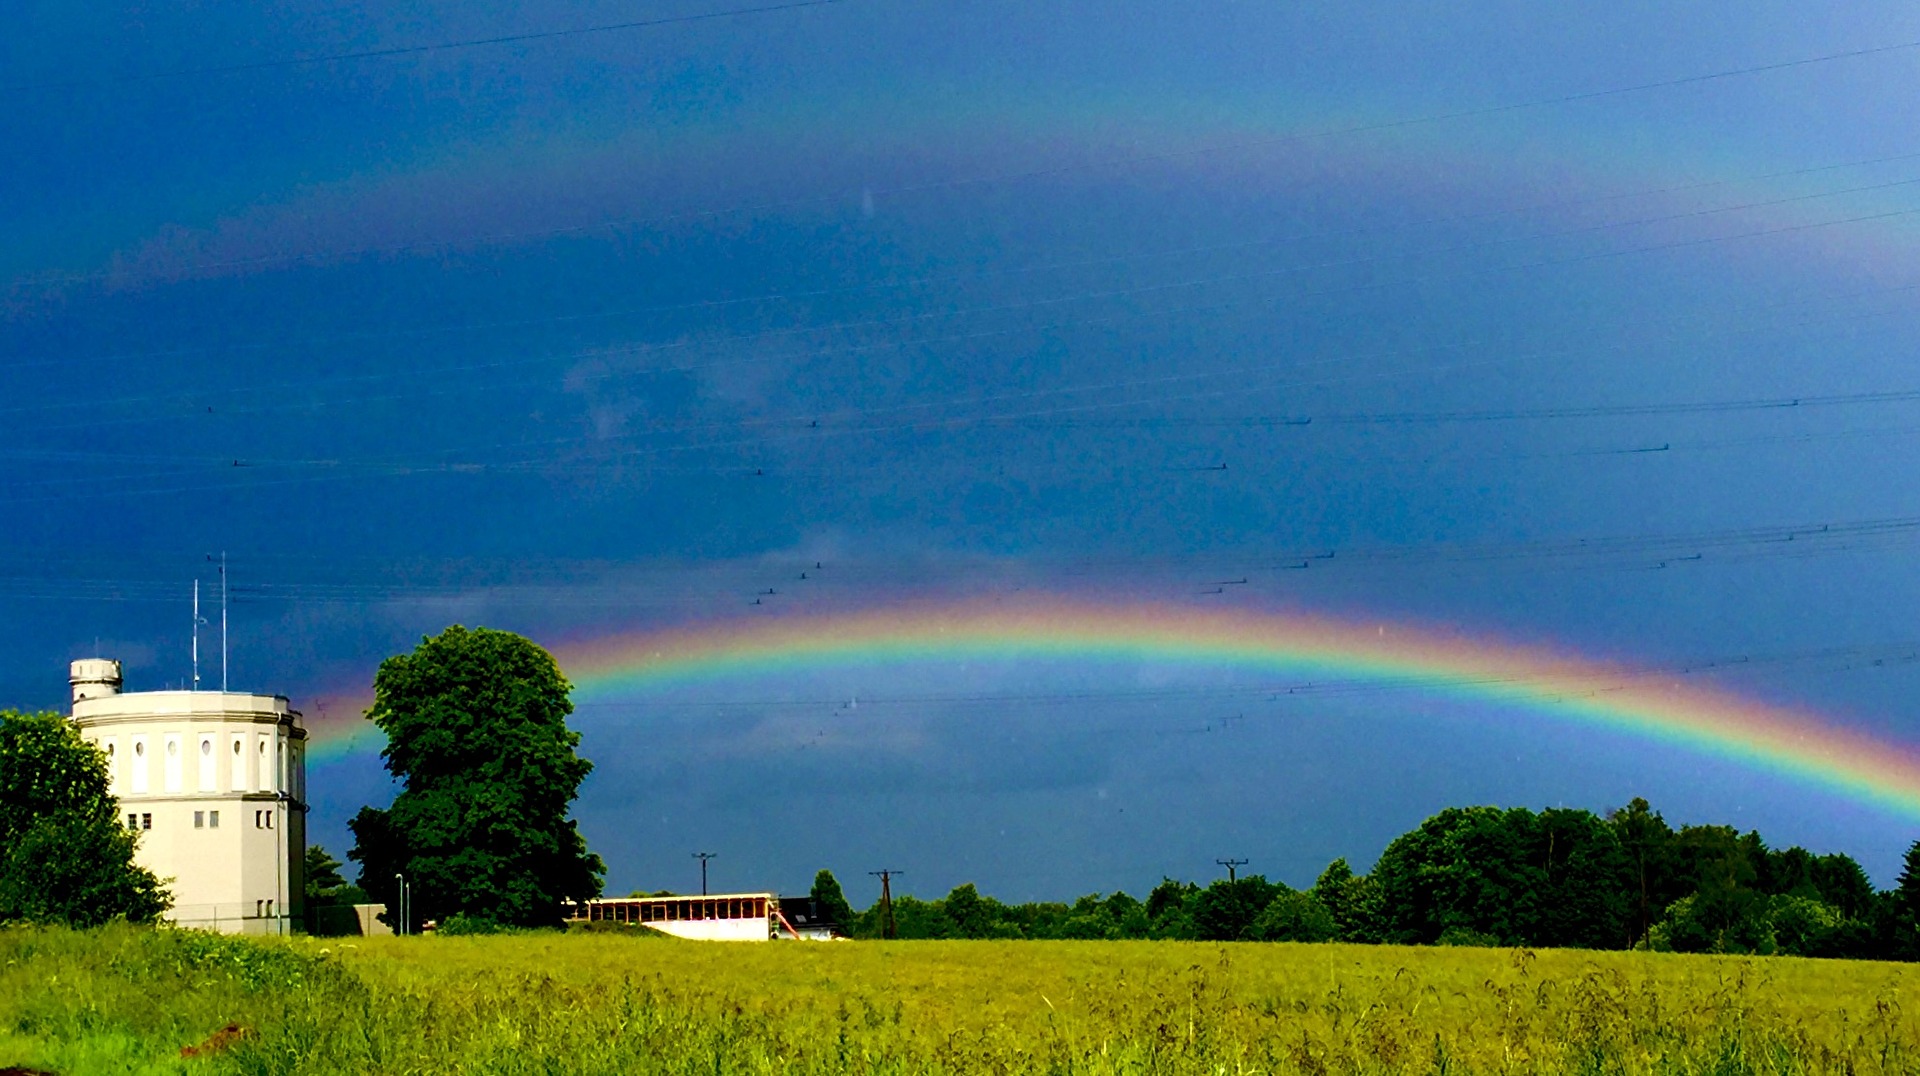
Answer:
69, 658, 123, 704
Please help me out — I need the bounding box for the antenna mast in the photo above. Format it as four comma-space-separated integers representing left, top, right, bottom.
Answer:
220, 552, 228, 692
191, 579, 200, 691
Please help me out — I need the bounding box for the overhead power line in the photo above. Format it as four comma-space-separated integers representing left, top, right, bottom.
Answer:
0, 0, 854, 94
1, 513, 1918, 604
8, 186, 1918, 437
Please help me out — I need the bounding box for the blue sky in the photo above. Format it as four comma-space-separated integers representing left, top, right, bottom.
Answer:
5, 1, 1920, 899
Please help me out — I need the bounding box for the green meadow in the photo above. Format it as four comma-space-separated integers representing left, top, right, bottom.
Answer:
3, 924, 1915, 1075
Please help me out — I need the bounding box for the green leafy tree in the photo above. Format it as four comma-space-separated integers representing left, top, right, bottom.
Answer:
1608, 798, 1678, 947
1887, 839, 1920, 959
1104, 890, 1151, 938
1767, 895, 1847, 958
1313, 859, 1386, 943
855, 893, 951, 939
1249, 889, 1337, 942
0, 710, 167, 926
348, 626, 604, 929
809, 869, 854, 934
1808, 853, 1875, 920
1059, 893, 1122, 939
1531, 807, 1633, 949
1897, 840, 1920, 921
943, 882, 992, 938
1375, 805, 1630, 948
1192, 875, 1282, 941
305, 845, 347, 901
1143, 877, 1199, 939
1373, 806, 1526, 945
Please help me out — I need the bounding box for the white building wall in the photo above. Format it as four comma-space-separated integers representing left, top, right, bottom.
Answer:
71, 681, 307, 936
648, 918, 775, 942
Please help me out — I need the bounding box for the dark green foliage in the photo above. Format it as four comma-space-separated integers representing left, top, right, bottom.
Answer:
809, 869, 855, 933
814, 798, 1900, 960
1607, 797, 1680, 948
1809, 852, 1875, 919
0, 710, 167, 926
942, 883, 996, 938
1898, 840, 1920, 920
304, 845, 348, 901
436, 913, 511, 935
347, 626, 604, 929
1883, 839, 1920, 959
1192, 875, 1284, 941
303, 845, 368, 933
1313, 858, 1387, 943
1145, 877, 1198, 938
1249, 889, 1337, 942
1372, 805, 1631, 948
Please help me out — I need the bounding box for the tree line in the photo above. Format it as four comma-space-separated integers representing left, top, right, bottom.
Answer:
3, 623, 1917, 963
805, 800, 1910, 958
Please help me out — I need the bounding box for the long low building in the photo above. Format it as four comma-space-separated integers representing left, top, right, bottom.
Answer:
566, 893, 838, 941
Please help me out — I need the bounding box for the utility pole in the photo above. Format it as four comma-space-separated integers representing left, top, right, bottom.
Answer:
868, 869, 903, 939
693, 852, 717, 895
1216, 858, 1249, 883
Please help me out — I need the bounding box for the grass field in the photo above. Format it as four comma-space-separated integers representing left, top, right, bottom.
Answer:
2, 925, 1916, 1075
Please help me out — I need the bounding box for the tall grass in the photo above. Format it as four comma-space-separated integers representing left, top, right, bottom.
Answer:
2, 924, 1914, 1074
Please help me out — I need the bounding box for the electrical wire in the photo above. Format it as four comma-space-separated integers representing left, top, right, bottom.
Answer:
0, 0, 856, 94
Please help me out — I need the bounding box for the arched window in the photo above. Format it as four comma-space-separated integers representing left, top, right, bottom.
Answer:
200, 739, 212, 756
134, 741, 145, 757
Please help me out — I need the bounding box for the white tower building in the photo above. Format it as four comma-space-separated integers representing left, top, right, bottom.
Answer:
68, 659, 307, 934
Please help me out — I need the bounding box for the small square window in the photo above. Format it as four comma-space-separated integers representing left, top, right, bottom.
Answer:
141, 813, 152, 830
194, 811, 204, 829
255, 810, 263, 828
209, 811, 219, 828
127, 812, 138, 830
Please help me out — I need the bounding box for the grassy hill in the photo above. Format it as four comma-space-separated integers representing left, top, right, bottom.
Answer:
2, 924, 1914, 1074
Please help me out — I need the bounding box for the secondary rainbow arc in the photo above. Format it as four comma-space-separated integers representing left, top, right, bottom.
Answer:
305, 598, 1920, 820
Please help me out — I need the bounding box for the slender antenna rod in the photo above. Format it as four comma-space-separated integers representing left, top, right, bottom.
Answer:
191, 579, 200, 691
220, 552, 228, 692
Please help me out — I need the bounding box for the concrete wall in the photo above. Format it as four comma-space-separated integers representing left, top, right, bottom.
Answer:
310, 904, 392, 937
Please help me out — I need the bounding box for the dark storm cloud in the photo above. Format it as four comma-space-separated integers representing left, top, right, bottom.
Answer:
8, 0, 1920, 895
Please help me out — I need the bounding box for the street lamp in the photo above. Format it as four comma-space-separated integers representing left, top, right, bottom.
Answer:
393, 873, 410, 936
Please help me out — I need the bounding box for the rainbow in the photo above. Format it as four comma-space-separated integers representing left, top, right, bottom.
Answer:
307, 597, 1920, 819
